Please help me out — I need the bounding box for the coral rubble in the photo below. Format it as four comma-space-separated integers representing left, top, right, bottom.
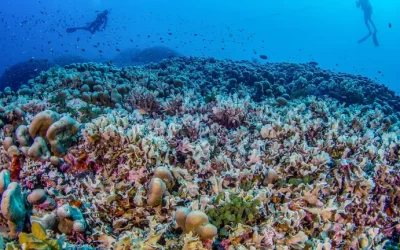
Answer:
0, 57, 400, 249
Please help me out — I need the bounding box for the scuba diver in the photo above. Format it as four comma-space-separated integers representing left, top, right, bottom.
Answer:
356, 0, 379, 46
66, 9, 110, 34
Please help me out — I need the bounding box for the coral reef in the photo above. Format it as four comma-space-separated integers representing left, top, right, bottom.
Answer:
113, 46, 181, 67
133, 46, 181, 64
0, 59, 55, 91
53, 55, 90, 67
112, 47, 142, 67
0, 57, 399, 249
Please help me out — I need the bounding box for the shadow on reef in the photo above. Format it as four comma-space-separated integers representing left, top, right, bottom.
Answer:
0, 59, 56, 91
113, 46, 182, 67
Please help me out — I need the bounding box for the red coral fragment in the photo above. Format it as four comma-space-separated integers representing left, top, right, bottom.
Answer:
64, 152, 93, 173
69, 199, 83, 208
10, 155, 23, 181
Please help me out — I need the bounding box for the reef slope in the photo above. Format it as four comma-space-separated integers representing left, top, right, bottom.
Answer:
0, 57, 399, 249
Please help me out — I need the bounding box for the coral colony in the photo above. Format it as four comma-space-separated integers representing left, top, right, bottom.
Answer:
0, 57, 400, 249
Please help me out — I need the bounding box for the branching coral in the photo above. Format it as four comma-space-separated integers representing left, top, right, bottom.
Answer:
126, 86, 161, 115
211, 94, 250, 129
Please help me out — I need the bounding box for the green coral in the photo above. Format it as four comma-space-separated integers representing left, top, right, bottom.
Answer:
239, 178, 259, 191
208, 193, 261, 232
277, 175, 314, 187
384, 239, 400, 250
78, 104, 105, 123
18, 222, 63, 250
204, 87, 218, 103
49, 95, 79, 118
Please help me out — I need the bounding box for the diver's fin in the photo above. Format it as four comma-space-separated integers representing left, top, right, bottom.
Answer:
66, 27, 87, 33
357, 33, 371, 44
372, 32, 379, 47
66, 28, 79, 33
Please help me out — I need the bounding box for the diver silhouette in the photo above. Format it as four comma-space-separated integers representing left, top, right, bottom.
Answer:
66, 10, 110, 34
356, 0, 379, 46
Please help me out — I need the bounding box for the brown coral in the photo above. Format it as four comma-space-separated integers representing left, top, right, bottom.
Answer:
10, 155, 23, 181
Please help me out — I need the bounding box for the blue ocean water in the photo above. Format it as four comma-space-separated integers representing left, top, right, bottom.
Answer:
1, 1, 400, 249
0, 0, 399, 92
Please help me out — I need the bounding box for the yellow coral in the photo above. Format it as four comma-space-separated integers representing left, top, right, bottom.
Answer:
18, 222, 62, 250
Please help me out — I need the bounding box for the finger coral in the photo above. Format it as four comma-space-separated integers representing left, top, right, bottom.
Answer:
46, 116, 79, 156
146, 177, 166, 207
27, 189, 47, 205
176, 209, 218, 240
27, 137, 50, 161
153, 166, 174, 189
2, 137, 14, 151
29, 110, 60, 138
15, 125, 31, 147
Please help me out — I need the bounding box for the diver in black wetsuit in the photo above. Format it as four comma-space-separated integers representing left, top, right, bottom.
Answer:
66, 10, 109, 34
357, 0, 377, 33
356, 0, 379, 46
